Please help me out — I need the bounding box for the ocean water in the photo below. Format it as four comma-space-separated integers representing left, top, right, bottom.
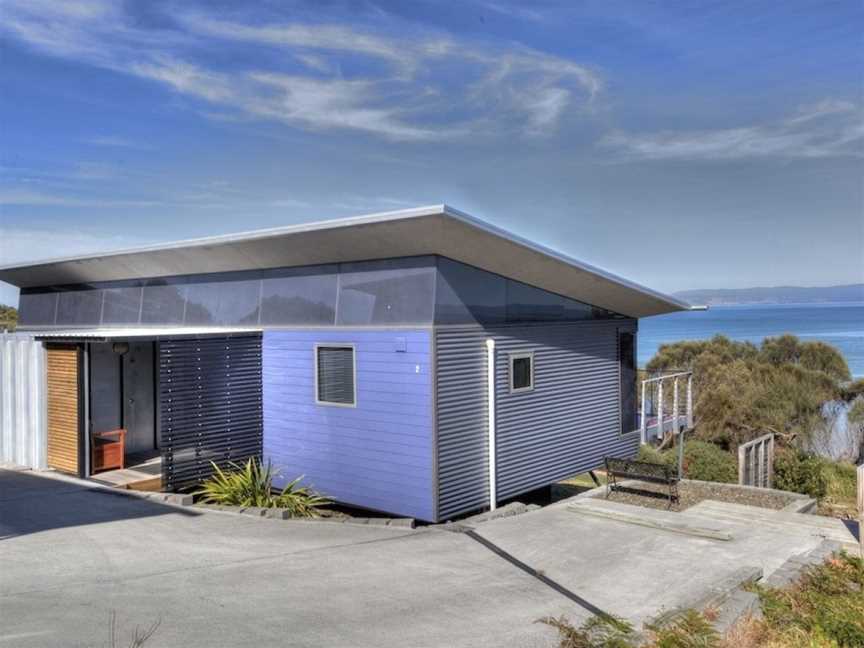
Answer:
638, 302, 864, 379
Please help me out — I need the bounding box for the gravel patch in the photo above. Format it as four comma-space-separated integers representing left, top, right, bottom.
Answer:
590, 479, 798, 512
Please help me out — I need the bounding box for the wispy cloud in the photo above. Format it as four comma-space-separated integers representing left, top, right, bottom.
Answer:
0, 0, 601, 141
0, 189, 159, 208
83, 135, 148, 148
601, 100, 864, 161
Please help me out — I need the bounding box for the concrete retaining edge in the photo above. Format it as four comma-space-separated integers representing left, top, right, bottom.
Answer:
192, 503, 415, 528
24, 468, 416, 528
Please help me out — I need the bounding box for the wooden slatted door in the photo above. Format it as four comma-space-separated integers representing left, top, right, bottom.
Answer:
46, 345, 81, 475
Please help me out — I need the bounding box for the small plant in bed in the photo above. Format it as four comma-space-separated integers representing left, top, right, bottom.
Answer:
195, 458, 329, 518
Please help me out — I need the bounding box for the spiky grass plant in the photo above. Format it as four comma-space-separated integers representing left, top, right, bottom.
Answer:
536, 615, 637, 648
273, 475, 331, 518
195, 458, 328, 517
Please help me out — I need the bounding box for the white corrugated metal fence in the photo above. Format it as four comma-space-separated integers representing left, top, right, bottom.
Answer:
0, 333, 47, 469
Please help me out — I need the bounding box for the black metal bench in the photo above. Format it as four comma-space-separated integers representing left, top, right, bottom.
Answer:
604, 457, 679, 507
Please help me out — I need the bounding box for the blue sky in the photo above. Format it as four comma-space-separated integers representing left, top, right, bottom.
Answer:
1, 0, 862, 307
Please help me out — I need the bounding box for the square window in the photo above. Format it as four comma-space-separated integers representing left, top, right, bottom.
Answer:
510, 353, 534, 393
315, 345, 356, 406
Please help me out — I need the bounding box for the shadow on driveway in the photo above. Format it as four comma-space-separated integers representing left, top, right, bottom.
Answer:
0, 469, 197, 540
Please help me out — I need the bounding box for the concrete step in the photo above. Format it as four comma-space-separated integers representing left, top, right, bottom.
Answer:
689, 500, 847, 531
714, 589, 762, 636
124, 476, 163, 492
648, 565, 762, 629
568, 499, 733, 541
684, 501, 855, 546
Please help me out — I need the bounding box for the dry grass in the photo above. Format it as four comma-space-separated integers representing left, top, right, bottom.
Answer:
817, 461, 859, 518
729, 552, 864, 648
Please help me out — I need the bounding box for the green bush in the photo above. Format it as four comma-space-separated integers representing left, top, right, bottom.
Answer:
644, 334, 850, 450
637, 444, 671, 466
679, 441, 737, 483
194, 458, 329, 517
638, 441, 736, 483
773, 449, 828, 499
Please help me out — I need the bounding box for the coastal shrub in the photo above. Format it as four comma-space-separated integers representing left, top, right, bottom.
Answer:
679, 441, 736, 483
195, 458, 328, 517
637, 441, 736, 482
843, 378, 864, 400
819, 460, 859, 517
637, 444, 670, 466
760, 334, 851, 382
752, 551, 864, 647
773, 449, 828, 499
644, 334, 850, 449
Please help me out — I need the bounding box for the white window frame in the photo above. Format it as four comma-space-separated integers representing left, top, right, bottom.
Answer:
509, 351, 534, 394
314, 343, 357, 408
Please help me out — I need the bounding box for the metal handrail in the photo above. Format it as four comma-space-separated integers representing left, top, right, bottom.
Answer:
640, 370, 694, 444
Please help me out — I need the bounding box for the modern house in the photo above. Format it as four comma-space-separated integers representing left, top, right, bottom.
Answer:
0, 205, 693, 522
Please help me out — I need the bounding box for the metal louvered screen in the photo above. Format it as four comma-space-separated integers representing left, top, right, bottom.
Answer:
159, 335, 263, 491
316, 345, 355, 405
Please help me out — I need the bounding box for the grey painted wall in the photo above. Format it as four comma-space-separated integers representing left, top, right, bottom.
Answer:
435, 320, 639, 520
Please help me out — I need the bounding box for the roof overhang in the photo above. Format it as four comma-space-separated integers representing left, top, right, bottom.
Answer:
30, 327, 262, 341
0, 205, 693, 318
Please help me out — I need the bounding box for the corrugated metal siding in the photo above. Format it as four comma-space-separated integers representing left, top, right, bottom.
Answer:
263, 329, 435, 521
159, 335, 263, 491
0, 333, 47, 469
435, 328, 490, 519
435, 320, 639, 520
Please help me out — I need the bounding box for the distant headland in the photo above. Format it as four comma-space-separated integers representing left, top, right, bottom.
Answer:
674, 283, 864, 306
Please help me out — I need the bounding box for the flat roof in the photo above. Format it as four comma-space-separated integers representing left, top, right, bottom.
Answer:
0, 205, 693, 318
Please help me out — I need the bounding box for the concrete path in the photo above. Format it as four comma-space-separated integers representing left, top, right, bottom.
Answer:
0, 469, 855, 647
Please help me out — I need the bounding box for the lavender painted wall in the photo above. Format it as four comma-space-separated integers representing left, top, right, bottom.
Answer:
263, 329, 435, 521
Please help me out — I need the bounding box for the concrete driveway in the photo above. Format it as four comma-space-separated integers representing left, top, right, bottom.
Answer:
0, 468, 846, 647
0, 469, 575, 648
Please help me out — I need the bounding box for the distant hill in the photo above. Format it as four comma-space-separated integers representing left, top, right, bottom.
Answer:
674, 284, 864, 306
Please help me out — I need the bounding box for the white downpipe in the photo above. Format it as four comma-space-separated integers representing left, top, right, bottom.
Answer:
486, 338, 497, 512
640, 380, 647, 443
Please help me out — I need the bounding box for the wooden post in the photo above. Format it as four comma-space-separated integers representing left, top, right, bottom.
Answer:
767, 436, 774, 489
657, 380, 664, 441
738, 444, 746, 485
857, 464, 863, 558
